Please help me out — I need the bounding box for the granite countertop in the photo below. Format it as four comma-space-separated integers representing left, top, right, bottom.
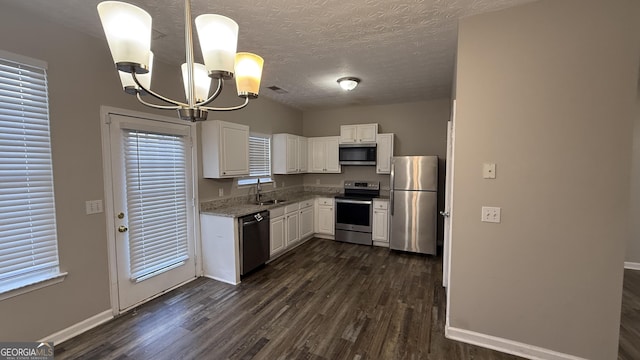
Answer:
200, 192, 335, 218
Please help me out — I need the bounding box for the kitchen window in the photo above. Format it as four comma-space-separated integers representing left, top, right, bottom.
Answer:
0, 50, 65, 299
238, 134, 273, 186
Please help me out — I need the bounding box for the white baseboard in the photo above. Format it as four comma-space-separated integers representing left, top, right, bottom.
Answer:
445, 326, 587, 360
624, 262, 640, 270
39, 309, 113, 345
203, 274, 239, 285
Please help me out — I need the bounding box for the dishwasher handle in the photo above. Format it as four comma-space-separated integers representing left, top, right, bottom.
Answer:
240, 211, 269, 226
242, 219, 260, 226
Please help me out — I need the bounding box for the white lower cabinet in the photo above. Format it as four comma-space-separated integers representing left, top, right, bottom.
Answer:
315, 197, 335, 236
372, 199, 389, 246
285, 203, 300, 247
270, 216, 285, 256
299, 200, 314, 240
200, 214, 241, 285
268, 199, 321, 259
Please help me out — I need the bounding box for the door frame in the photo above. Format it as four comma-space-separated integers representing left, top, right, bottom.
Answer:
444, 99, 456, 328
100, 106, 202, 315
443, 100, 456, 288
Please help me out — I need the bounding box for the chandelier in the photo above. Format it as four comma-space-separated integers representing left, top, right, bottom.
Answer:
97, 0, 264, 122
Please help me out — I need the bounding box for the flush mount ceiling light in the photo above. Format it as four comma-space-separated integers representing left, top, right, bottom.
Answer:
97, 0, 264, 122
337, 77, 360, 91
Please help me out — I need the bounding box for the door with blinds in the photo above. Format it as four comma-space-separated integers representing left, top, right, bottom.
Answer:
108, 114, 196, 311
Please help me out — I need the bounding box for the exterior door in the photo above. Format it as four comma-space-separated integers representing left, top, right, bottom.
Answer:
108, 113, 197, 311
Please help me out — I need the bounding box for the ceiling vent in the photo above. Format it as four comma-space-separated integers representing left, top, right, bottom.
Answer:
152, 29, 167, 40
267, 85, 288, 94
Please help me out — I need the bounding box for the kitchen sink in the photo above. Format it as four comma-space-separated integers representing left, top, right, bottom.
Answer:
255, 199, 288, 206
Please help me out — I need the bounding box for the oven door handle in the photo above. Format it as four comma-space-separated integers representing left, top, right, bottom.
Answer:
335, 199, 372, 205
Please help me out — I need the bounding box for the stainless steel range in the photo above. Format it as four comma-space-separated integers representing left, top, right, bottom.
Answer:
335, 180, 380, 245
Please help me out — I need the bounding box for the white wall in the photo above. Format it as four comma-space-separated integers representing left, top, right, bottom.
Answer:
450, 1, 640, 359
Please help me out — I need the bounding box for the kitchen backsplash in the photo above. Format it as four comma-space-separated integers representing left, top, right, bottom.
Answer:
200, 184, 342, 212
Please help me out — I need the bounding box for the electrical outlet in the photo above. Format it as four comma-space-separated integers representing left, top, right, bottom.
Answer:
218, 188, 224, 197
483, 163, 496, 179
481, 206, 501, 223
316, 179, 321, 185
85, 200, 103, 215
282, 181, 285, 187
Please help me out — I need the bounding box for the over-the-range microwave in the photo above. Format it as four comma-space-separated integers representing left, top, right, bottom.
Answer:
338, 143, 377, 166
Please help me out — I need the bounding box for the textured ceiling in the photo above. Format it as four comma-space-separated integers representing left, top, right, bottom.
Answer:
9, 0, 536, 110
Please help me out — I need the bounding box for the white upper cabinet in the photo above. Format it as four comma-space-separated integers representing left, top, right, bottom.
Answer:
202, 120, 249, 178
298, 136, 308, 172
308, 136, 341, 173
376, 133, 394, 174
273, 133, 307, 174
339, 123, 378, 144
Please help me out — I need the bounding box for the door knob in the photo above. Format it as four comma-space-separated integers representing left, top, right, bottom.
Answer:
117, 212, 125, 219
118, 225, 128, 233
439, 211, 450, 217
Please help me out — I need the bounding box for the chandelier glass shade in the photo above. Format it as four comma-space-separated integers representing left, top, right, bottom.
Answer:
97, 0, 264, 122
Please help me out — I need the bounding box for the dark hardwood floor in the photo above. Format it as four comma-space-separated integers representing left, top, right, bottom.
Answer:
619, 268, 640, 360
54, 239, 639, 360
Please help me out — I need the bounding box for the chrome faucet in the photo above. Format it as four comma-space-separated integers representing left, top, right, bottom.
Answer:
255, 178, 262, 203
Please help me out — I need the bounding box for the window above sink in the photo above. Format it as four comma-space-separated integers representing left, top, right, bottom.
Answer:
238, 133, 273, 186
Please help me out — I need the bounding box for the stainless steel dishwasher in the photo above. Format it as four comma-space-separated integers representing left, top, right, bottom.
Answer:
239, 210, 270, 276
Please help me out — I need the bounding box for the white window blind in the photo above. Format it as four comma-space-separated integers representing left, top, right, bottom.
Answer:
238, 135, 272, 186
123, 130, 190, 281
249, 135, 271, 177
0, 55, 61, 293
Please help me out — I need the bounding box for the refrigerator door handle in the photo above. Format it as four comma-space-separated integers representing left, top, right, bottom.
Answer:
390, 160, 395, 216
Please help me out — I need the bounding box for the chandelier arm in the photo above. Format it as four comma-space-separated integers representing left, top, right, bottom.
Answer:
201, 97, 250, 112
131, 71, 188, 107
184, 0, 196, 108
135, 92, 182, 110
196, 78, 223, 107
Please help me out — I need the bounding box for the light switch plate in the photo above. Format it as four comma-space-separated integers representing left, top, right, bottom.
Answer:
481, 206, 501, 223
483, 163, 496, 179
85, 200, 103, 215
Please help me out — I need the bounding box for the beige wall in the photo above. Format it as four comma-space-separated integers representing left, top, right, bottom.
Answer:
628, 80, 640, 264
302, 99, 450, 241
450, 1, 640, 359
196, 90, 303, 201
303, 99, 450, 159
0, 1, 302, 341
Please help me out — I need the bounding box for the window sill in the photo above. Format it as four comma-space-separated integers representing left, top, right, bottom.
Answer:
237, 178, 274, 187
0, 272, 68, 301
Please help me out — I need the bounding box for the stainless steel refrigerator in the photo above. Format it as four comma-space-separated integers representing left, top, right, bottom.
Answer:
390, 156, 438, 255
